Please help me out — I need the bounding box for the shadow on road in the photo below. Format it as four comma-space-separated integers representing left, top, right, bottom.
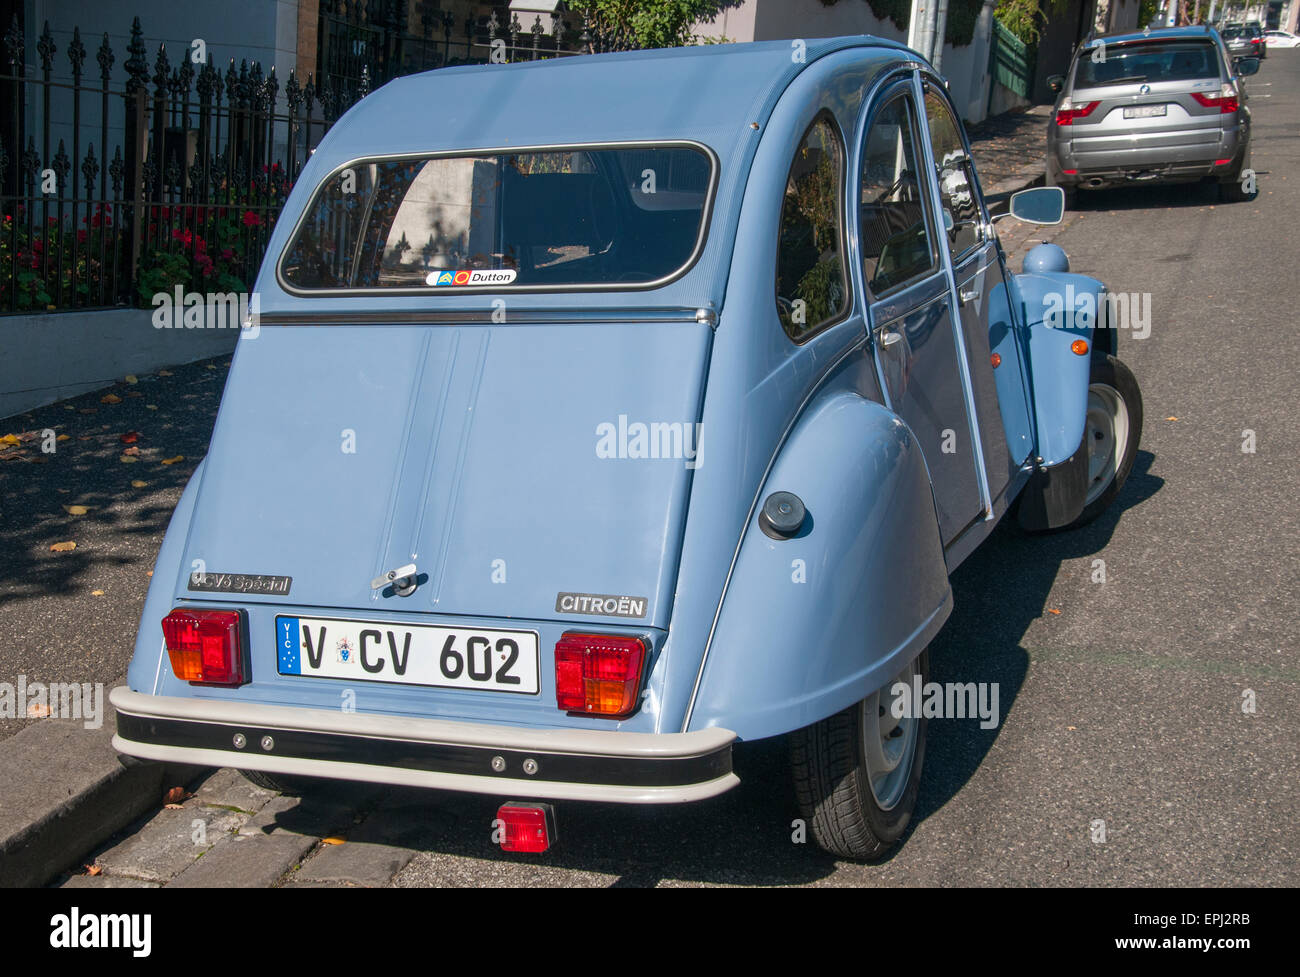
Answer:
255, 451, 1164, 886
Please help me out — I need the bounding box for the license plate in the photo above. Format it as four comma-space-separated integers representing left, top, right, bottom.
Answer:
276, 615, 540, 694
1124, 104, 1167, 119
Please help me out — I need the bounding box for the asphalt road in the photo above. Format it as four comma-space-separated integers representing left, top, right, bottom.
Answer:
23, 53, 1300, 887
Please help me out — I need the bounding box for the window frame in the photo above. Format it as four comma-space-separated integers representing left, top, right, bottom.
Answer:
922, 84, 986, 269
274, 139, 720, 297
857, 85, 943, 302
772, 109, 853, 345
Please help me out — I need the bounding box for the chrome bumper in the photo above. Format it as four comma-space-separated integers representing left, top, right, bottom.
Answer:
110, 687, 738, 804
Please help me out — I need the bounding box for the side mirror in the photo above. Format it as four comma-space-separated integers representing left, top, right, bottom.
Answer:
1047, 74, 1065, 94
1235, 56, 1260, 76
1008, 186, 1064, 225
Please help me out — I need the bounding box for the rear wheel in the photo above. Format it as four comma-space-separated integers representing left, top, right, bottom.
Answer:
1219, 146, 1255, 203
1067, 354, 1142, 529
790, 650, 928, 860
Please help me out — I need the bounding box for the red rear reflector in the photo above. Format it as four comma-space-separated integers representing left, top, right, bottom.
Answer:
554, 632, 646, 717
1214, 158, 1232, 166
495, 803, 554, 853
1191, 92, 1239, 113
1062, 169, 1079, 175
161, 608, 245, 685
1055, 101, 1099, 125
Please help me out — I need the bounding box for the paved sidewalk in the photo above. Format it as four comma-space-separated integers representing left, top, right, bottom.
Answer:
968, 104, 1052, 198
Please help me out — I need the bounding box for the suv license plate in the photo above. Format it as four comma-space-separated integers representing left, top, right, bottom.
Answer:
1124, 104, 1167, 119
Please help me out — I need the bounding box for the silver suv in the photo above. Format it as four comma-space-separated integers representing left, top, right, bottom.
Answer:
1045, 26, 1258, 206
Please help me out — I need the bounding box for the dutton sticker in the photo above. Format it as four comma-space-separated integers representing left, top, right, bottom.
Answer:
426, 268, 518, 286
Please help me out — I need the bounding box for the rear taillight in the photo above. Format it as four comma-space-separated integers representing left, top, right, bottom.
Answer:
1055, 100, 1100, 125
495, 803, 555, 853
161, 608, 246, 685
554, 632, 646, 717
1191, 87, 1239, 114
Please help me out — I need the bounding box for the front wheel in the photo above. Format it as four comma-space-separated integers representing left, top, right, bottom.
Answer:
790, 650, 929, 860
1067, 354, 1143, 529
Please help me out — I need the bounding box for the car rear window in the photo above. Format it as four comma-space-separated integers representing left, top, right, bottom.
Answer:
1074, 40, 1221, 86
279, 144, 714, 292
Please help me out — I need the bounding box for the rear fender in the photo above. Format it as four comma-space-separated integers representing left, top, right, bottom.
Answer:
126, 460, 206, 693
686, 392, 951, 740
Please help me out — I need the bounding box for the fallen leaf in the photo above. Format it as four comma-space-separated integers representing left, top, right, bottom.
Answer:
1066, 725, 1077, 731
147, 570, 153, 577
1048, 608, 1062, 615
63, 404, 75, 411
49, 541, 77, 552
157, 370, 173, 377
1166, 416, 1178, 421
161, 455, 185, 465
56, 434, 70, 441
101, 393, 121, 404
85, 865, 102, 877
205, 363, 217, 370
126, 391, 144, 398
0, 434, 18, 445
321, 837, 346, 846
119, 454, 138, 464
64, 505, 92, 515
120, 431, 139, 444
122, 445, 140, 456
91, 590, 104, 596
0, 451, 23, 461
78, 408, 97, 415
163, 803, 183, 810
125, 375, 138, 384
164, 786, 191, 804
131, 479, 148, 488
27, 703, 51, 718
145, 404, 158, 410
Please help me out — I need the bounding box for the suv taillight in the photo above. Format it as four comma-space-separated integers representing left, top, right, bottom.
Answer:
1055, 99, 1100, 125
554, 632, 646, 717
1191, 86, 1239, 114
161, 608, 246, 685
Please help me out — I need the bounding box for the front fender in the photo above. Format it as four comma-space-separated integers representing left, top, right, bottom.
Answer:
125, 459, 206, 693
1012, 271, 1103, 466
687, 392, 951, 740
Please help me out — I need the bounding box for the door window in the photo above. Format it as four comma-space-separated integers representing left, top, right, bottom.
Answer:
923, 91, 982, 263
859, 94, 937, 296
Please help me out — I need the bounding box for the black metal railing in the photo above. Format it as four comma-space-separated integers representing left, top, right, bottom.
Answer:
1, 9, 589, 315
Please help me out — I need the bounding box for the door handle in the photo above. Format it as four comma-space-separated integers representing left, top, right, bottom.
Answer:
959, 287, 980, 306
879, 329, 902, 349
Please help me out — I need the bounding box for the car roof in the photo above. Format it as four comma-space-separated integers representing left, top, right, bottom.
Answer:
1082, 25, 1217, 48
318, 36, 912, 159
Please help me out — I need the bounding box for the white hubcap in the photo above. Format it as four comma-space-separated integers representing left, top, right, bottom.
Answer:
1084, 382, 1129, 507
862, 659, 920, 811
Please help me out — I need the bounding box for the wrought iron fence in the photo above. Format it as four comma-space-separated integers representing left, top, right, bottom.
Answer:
0, 16, 373, 315
1, 9, 587, 316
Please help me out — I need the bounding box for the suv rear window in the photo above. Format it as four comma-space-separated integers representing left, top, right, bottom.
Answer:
280, 144, 714, 292
1074, 41, 1221, 86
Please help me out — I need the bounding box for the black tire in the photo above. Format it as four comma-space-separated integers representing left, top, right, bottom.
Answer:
1067, 354, 1142, 529
239, 769, 318, 795
790, 649, 929, 860
1219, 146, 1255, 203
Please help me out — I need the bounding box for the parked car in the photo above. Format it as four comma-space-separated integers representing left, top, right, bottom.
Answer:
1222, 23, 1267, 59
1263, 29, 1300, 49
1046, 25, 1259, 206
112, 37, 1143, 860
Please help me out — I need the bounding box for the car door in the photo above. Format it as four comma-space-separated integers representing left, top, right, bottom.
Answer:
858, 77, 983, 545
921, 81, 1035, 506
